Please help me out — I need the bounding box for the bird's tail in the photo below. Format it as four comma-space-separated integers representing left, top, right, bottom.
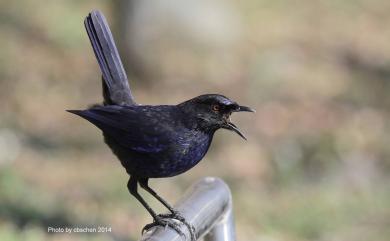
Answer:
84, 10, 136, 106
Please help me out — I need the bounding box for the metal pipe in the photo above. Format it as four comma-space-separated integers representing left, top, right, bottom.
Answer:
139, 177, 235, 241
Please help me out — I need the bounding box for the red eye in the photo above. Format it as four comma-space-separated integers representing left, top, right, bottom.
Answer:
212, 104, 220, 112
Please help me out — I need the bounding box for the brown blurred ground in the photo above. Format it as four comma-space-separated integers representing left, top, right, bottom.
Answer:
1, 0, 390, 241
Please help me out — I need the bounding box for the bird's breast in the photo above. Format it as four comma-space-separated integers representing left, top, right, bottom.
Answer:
155, 130, 212, 177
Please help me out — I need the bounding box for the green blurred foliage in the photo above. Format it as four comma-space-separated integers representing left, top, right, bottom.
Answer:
1, 0, 390, 240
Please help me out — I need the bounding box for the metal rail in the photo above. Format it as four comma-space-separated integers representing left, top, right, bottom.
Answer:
139, 177, 235, 241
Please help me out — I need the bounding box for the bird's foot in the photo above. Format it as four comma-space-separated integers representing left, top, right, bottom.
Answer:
142, 217, 184, 236
158, 211, 196, 241
157, 209, 185, 221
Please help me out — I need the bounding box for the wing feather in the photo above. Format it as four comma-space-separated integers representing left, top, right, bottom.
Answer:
68, 106, 173, 153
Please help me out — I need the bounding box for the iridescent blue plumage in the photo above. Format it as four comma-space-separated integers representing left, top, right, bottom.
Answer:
69, 104, 214, 178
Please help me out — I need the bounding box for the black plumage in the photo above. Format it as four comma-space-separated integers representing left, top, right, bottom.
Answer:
68, 10, 253, 240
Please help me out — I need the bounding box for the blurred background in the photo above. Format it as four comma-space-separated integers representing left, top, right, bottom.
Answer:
1, 0, 390, 240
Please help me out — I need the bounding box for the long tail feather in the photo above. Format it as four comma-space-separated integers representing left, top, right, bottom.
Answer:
84, 10, 136, 106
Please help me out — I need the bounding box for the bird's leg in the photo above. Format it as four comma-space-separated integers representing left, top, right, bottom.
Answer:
138, 178, 177, 214
127, 177, 183, 236
138, 178, 196, 240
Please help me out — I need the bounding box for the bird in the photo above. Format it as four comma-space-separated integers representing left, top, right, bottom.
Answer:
68, 10, 254, 240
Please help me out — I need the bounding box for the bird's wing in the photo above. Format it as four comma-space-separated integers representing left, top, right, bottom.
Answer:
68, 106, 173, 153
84, 10, 136, 106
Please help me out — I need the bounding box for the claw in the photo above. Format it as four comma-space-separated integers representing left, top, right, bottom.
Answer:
158, 212, 185, 222
142, 217, 184, 236
157, 212, 196, 241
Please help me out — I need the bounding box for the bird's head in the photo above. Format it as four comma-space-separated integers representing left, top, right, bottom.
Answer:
178, 94, 254, 140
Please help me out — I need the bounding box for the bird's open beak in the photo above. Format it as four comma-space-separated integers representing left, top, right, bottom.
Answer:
223, 122, 247, 140
222, 105, 254, 140
237, 105, 255, 113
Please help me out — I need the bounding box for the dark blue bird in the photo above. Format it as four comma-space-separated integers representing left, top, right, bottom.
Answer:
68, 10, 253, 239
